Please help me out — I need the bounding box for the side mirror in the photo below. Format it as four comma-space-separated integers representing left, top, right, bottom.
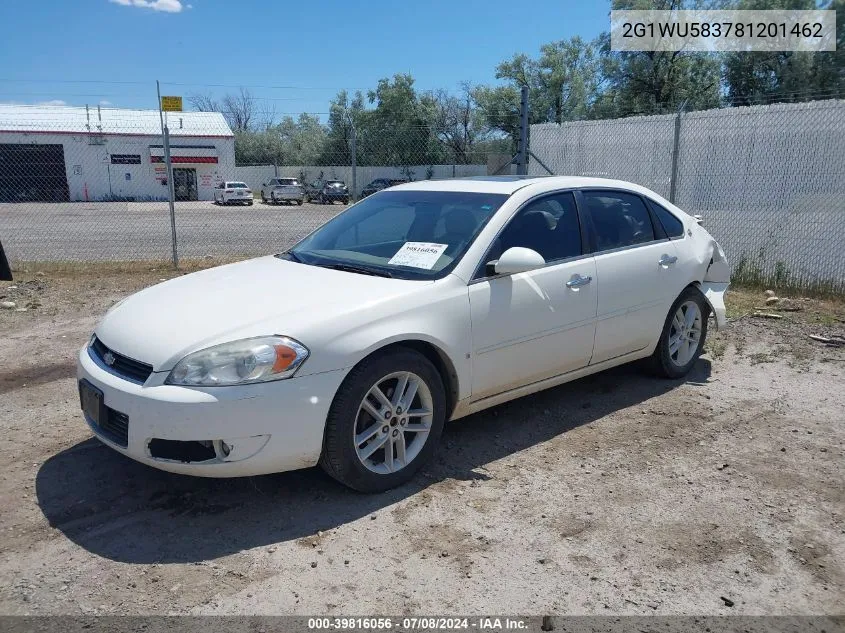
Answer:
490, 247, 545, 276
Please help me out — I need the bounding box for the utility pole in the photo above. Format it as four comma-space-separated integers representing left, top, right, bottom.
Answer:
157, 80, 178, 268
516, 85, 529, 175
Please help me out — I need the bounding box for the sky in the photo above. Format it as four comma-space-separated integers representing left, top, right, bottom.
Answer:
0, 0, 610, 120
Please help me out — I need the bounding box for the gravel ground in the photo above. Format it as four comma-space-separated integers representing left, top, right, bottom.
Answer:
0, 271, 843, 616
0, 200, 345, 263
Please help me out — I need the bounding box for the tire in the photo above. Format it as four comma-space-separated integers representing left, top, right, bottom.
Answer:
342, 198, 349, 205
319, 194, 325, 205
296, 199, 303, 206
247, 200, 253, 206
320, 347, 447, 492
649, 286, 710, 379
261, 192, 267, 203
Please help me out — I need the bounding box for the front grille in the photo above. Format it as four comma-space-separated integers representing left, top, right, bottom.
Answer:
90, 336, 153, 384
97, 408, 129, 447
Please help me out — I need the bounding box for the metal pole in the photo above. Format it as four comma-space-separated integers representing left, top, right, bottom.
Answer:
164, 126, 178, 269
350, 123, 357, 202
157, 80, 178, 268
516, 85, 529, 175
669, 100, 687, 204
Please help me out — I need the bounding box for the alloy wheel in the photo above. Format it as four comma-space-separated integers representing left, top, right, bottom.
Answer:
353, 371, 433, 474
668, 300, 703, 367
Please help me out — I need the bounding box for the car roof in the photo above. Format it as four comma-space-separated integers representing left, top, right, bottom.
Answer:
388, 175, 661, 197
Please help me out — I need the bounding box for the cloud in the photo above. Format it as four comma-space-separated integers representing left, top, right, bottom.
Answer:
99, 100, 113, 106
108, 0, 186, 13
37, 100, 68, 106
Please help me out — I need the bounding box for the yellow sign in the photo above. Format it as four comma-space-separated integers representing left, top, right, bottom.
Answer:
160, 96, 183, 112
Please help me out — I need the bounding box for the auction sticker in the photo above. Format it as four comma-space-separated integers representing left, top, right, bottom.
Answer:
388, 242, 448, 269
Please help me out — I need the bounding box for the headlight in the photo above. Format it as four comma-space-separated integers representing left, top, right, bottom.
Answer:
166, 336, 309, 387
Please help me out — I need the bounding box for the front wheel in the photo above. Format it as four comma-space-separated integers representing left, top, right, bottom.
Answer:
320, 348, 447, 492
649, 286, 710, 379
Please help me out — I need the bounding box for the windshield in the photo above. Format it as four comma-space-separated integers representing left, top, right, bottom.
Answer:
278, 179, 298, 186
229, 182, 249, 188
285, 190, 508, 280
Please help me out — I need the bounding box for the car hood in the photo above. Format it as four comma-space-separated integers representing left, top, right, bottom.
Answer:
95, 256, 426, 372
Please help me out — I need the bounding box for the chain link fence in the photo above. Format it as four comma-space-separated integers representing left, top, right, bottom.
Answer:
2, 98, 844, 292
0, 105, 502, 268
529, 99, 845, 292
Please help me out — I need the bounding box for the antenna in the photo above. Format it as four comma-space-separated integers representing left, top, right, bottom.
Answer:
85, 104, 90, 131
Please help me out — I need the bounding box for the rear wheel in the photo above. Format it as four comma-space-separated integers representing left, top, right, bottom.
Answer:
649, 286, 709, 379
296, 199, 303, 206
320, 348, 446, 492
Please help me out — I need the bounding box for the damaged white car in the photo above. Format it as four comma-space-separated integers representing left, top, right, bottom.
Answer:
77, 176, 730, 492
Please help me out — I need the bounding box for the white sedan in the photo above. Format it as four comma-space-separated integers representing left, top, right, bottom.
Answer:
77, 176, 730, 492
213, 181, 253, 206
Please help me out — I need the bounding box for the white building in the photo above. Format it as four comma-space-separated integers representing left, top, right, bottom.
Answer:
0, 105, 235, 202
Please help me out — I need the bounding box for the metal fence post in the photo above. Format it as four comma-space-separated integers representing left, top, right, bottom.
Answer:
350, 124, 357, 202
516, 85, 529, 175
163, 126, 178, 269
157, 80, 178, 268
669, 100, 687, 205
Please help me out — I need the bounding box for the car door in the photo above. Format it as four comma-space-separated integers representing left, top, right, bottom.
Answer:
468, 191, 597, 401
578, 189, 685, 365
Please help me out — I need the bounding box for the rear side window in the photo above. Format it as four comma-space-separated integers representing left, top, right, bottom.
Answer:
648, 200, 685, 238
583, 191, 655, 251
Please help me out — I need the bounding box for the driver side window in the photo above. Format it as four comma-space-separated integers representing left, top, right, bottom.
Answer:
485, 192, 582, 268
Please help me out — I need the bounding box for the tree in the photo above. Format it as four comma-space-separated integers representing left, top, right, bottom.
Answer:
494, 37, 600, 124
723, 0, 844, 105
359, 74, 444, 166
187, 92, 219, 112
318, 89, 366, 165
428, 83, 494, 164
596, 0, 722, 116
472, 84, 522, 151
221, 87, 258, 132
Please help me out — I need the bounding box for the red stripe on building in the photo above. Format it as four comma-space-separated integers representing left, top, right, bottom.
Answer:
150, 156, 218, 163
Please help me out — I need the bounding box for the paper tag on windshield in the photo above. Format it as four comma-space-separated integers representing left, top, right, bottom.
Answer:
388, 242, 448, 269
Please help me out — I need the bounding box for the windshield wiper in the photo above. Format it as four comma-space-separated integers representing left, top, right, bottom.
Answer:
319, 263, 394, 278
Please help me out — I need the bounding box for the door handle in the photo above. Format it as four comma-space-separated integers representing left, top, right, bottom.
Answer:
566, 275, 592, 288
658, 254, 678, 266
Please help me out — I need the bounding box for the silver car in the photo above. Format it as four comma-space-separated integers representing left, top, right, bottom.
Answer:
260, 178, 305, 205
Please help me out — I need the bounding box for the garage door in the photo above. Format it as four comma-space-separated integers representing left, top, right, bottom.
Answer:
0, 144, 70, 202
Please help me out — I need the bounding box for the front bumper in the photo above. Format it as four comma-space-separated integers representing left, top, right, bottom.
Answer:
77, 345, 347, 477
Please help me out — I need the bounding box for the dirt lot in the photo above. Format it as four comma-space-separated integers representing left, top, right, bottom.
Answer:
0, 268, 843, 616
0, 200, 345, 263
